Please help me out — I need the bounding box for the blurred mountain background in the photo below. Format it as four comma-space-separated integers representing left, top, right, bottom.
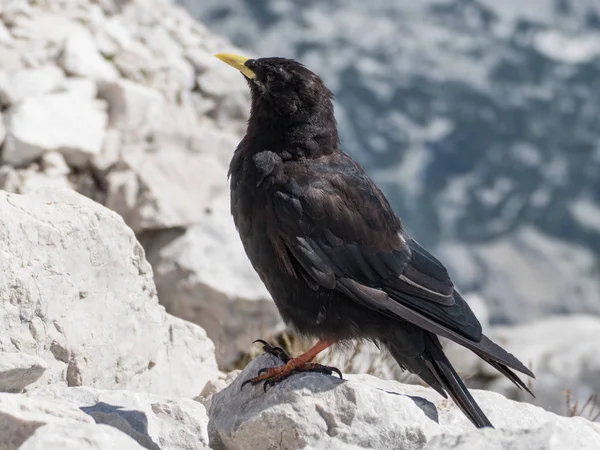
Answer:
178, 0, 600, 324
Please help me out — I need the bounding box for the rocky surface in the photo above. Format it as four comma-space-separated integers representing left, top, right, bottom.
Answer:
0, 0, 276, 367
141, 204, 281, 367
0, 188, 219, 397
27, 385, 211, 450
0, 392, 144, 449
209, 354, 600, 450
423, 423, 600, 450
208, 355, 600, 450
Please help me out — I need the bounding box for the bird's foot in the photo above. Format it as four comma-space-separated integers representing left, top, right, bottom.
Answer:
241, 339, 342, 391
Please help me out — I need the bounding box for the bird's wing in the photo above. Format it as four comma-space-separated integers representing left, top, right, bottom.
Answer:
270, 154, 482, 342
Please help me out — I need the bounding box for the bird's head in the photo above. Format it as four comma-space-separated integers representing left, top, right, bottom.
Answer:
215, 53, 335, 126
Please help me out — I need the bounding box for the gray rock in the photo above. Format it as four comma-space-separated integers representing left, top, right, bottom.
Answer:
27, 385, 210, 450
208, 354, 600, 450
0, 188, 219, 397
2, 93, 108, 167
0, 353, 47, 393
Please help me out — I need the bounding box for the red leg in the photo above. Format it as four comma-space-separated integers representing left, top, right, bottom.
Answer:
242, 339, 342, 391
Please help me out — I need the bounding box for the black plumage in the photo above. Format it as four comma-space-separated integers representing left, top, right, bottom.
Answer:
217, 54, 534, 429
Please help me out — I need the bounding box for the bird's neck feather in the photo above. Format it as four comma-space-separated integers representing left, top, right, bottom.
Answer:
246, 104, 339, 159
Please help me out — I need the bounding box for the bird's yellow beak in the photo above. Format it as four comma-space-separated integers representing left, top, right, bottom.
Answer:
214, 53, 256, 79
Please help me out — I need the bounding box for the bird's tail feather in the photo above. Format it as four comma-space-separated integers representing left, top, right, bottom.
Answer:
423, 335, 494, 429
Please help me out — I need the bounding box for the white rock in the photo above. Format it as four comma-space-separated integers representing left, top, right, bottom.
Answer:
0, 353, 47, 393
0, 392, 92, 428
94, 18, 133, 57
0, 21, 14, 45
208, 354, 600, 450
0, 46, 24, 72
0, 66, 65, 106
59, 26, 119, 82
112, 41, 157, 82
28, 385, 210, 450
0, 388, 142, 449
0, 163, 73, 195
40, 152, 71, 178
20, 423, 144, 450
103, 104, 240, 231
92, 127, 121, 172
98, 79, 164, 130
0, 188, 219, 397
424, 423, 600, 450
59, 77, 98, 99
18, 14, 77, 46
143, 189, 282, 367
195, 370, 241, 410
2, 93, 108, 167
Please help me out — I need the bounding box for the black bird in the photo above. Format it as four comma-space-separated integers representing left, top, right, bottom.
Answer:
216, 53, 534, 428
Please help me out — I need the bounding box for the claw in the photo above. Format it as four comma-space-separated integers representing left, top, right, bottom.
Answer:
257, 367, 269, 376
331, 367, 343, 379
253, 339, 270, 347
263, 379, 275, 392
240, 378, 253, 391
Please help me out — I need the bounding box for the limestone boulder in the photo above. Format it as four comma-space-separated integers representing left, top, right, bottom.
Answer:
208, 354, 600, 450
0, 188, 220, 397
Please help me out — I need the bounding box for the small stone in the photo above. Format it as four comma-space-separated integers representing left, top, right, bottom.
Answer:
60, 26, 119, 82
95, 18, 132, 57
2, 93, 108, 167
0, 66, 66, 106
98, 79, 164, 130
0, 352, 48, 393
41, 152, 70, 178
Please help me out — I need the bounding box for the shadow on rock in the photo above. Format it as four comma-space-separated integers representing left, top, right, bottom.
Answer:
81, 402, 160, 450
380, 389, 439, 423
